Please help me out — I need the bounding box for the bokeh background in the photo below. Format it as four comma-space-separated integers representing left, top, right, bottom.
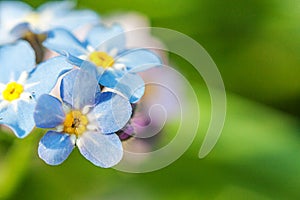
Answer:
1, 0, 300, 199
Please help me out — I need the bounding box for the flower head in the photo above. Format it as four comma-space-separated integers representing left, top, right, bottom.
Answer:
43, 24, 162, 103
0, 40, 73, 138
0, 1, 100, 45
34, 69, 132, 167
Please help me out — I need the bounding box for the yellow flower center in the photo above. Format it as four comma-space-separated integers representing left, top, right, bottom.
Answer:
24, 12, 40, 25
89, 51, 114, 68
2, 82, 24, 101
63, 110, 88, 136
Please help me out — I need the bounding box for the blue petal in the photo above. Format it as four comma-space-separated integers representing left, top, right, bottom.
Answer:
97, 68, 121, 88
37, 1, 75, 13
0, 29, 18, 45
26, 56, 73, 99
116, 49, 162, 73
93, 92, 132, 134
65, 53, 85, 66
0, 100, 36, 138
80, 60, 104, 78
77, 131, 123, 168
60, 69, 100, 109
0, 1, 32, 24
50, 10, 100, 31
99, 70, 145, 103
37, 1, 100, 31
0, 41, 35, 84
10, 23, 31, 38
34, 94, 65, 128
0, 1, 31, 44
38, 131, 75, 165
43, 28, 87, 57
85, 24, 125, 52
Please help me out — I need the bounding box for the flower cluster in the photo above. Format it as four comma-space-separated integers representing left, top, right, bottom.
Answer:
0, 1, 162, 168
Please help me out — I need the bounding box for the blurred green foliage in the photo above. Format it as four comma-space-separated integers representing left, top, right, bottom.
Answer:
1, 0, 300, 199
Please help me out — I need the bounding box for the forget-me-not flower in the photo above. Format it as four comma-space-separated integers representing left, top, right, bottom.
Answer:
0, 40, 73, 138
0, 1, 100, 45
34, 69, 132, 167
43, 24, 162, 103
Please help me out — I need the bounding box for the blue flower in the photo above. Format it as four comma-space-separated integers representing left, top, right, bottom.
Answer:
0, 1, 100, 45
0, 40, 73, 138
34, 69, 132, 167
43, 24, 162, 103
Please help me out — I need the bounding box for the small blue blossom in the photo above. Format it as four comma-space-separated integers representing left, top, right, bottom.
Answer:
34, 69, 132, 167
0, 1, 100, 45
0, 40, 73, 138
43, 24, 162, 103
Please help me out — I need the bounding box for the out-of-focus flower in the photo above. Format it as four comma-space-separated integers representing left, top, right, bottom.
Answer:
0, 1, 100, 45
43, 24, 162, 103
34, 69, 132, 167
0, 40, 73, 138
104, 12, 167, 59
115, 66, 185, 165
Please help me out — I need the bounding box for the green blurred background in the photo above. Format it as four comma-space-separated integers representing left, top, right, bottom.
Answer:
1, 0, 300, 199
